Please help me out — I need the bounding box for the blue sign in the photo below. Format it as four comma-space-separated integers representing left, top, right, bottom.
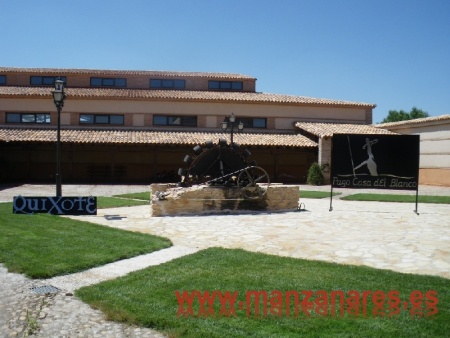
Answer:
13, 196, 97, 215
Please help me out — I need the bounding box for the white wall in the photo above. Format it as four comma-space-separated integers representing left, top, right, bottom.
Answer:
382, 119, 450, 186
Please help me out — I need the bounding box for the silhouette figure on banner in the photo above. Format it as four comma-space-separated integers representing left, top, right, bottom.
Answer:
354, 138, 378, 176
342, 136, 415, 180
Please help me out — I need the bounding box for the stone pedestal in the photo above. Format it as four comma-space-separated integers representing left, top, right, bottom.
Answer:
151, 184, 299, 217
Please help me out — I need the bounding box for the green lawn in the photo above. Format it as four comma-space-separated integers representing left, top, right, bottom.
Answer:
0, 202, 172, 278
94, 192, 151, 208
300, 191, 341, 199
102, 191, 450, 205
97, 196, 149, 208
76, 248, 450, 338
342, 193, 450, 204
112, 191, 151, 201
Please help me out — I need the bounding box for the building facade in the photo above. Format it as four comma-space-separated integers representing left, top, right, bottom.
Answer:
376, 115, 450, 186
0, 67, 376, 184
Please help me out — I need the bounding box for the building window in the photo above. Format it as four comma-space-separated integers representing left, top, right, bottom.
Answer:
109, 115, 125, 125
30, 76, 67, 86
208, 80, 243, 91
80, 114, 124, 125
239, 117, 267, 128
150, 79, 186, 89
0, 75, 6, 85
90, 77, 127, 87
6, 113, 51, 124
153, 115, 197, 127
95, 115, 109, 124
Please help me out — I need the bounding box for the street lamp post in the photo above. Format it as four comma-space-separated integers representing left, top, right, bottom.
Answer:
221, 113, 244, 145
52, 78, 66, 197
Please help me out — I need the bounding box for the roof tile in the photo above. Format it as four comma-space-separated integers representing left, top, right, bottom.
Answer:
0, 86, 376, 108
0, 127, 317, 148
0, 67, 255, 80
295, 122, 395, 138
375, 114, 450, 128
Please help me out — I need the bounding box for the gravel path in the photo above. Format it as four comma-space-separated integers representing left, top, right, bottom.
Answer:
0, 265, 166, 338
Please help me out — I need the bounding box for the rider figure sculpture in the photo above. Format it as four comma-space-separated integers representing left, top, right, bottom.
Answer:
354, 138, 378, 176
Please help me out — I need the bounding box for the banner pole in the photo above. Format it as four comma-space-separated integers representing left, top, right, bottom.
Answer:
330, 136, 334, 211
414, 186, 419, 215
329, 185, 333, 211
347, 135, 356, 177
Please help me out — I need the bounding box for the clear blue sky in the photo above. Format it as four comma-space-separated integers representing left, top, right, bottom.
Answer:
1, 0, 449, 123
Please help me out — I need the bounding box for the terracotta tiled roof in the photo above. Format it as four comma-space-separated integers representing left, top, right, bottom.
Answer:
295, 122, 396, 138
0, 127, 317, 148
0, 86, 376, 108
375, 114, 450, 128
0, 67, 255, 80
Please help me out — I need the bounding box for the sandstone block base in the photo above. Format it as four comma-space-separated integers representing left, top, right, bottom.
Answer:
151, 184, 299, 217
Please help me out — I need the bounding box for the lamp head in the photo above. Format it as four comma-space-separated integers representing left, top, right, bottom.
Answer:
54, 78, 64, 92
221, 121, 228, 131
52, 78, 65, 105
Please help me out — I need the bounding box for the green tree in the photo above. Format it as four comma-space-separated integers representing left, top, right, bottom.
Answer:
381, 107, 429, 123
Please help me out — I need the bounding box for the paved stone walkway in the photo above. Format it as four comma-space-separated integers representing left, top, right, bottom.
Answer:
0, 265, 166, 338
84, 197, 450, 279
45, 246, 199, 293
1, 184, 449, 337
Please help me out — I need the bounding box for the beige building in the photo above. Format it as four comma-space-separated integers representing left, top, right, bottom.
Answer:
0, 67, 376, 184
376, 115, 450, 186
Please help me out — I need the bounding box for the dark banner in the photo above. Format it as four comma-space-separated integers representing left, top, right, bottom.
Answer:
331, 134, 420, 190
13, 196, 97, 215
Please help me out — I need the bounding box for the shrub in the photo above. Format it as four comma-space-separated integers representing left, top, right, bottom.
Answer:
307, 162, 324, 185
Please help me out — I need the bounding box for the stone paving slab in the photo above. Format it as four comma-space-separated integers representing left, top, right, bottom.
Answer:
79, 198, 450, 279
44, 246, 199, 292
